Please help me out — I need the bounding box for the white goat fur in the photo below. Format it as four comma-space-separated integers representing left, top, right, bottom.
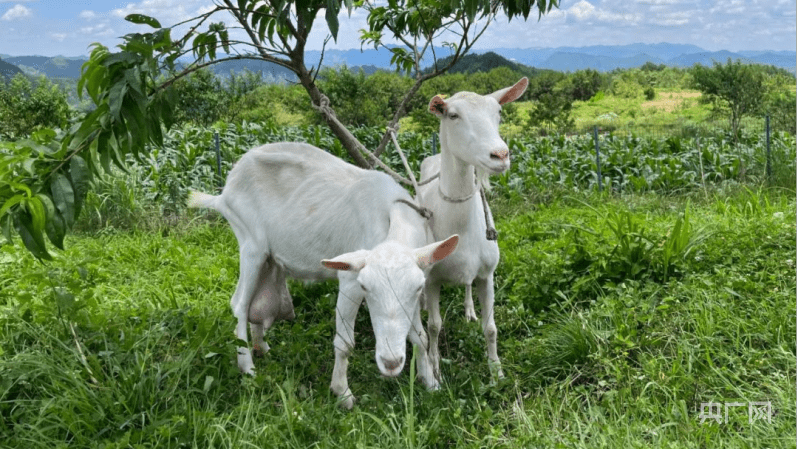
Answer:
418, 78, 529, 380
188, 142, 458, 409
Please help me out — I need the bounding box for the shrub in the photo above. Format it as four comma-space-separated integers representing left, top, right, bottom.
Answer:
0, 74, 70, 138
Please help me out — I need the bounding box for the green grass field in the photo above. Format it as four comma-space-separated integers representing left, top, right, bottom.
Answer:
1, 182, 794, 448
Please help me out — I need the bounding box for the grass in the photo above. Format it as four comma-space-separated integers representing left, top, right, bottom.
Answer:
0, 182, 794, 448
500, 90, 777, 139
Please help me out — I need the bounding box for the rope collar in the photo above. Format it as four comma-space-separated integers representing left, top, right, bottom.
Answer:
438, 181, 477, 203
395, 199, 433, 220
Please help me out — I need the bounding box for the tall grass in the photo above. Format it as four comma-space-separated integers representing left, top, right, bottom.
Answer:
1, 183, 793, 448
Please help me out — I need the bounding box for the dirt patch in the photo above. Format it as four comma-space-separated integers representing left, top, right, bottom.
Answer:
642, 91, 702, 112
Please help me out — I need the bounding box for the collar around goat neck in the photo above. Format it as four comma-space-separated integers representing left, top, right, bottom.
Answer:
438, 181, 478, 203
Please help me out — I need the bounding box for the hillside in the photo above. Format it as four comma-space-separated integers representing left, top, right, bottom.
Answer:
0, 58, 23, 80
4, 55, 85, 78
425, 51, 551, 79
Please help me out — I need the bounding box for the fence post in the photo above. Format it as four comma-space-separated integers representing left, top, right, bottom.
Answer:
765, 115, 771, 181
593, 126, 602, 193
214, 132, 222, 190
431, 132, 438, 156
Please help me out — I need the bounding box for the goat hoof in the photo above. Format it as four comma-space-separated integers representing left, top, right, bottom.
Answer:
252, 345, 266, 358
337, 391, 356, 410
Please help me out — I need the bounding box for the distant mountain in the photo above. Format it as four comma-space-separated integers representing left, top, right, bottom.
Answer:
4, 55, 85, 78
201, 58, 297, 81
507, 45, 794, 73
667, 50, 752, 67
431, 51, 529, 75
493, 43, 707, 69
0, 58, 24, 80
1, 43, 794, 80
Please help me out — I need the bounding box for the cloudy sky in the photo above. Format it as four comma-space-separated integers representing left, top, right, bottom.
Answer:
0, 0, 795, 57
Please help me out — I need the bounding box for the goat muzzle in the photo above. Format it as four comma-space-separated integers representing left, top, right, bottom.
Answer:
490, 149, 510, 161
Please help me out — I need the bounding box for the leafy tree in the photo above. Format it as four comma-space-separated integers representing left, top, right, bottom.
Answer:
691, 59, 766, 139
0, 0, 560, 259
528, 84, 574, 134
315, 66, 414, 127
611, 71, 644, 99
171, 68, 232, 126
0, 74, 71, 138
567, 69, 604, 102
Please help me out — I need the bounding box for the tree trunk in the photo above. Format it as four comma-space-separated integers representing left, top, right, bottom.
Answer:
294, 63, 371, 168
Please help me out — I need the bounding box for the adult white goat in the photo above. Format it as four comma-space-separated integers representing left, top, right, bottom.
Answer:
418, 78, 528, 381
188, 142, 459, 409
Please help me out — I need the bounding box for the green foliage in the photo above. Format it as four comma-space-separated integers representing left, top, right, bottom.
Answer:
527, 88, 574, 133
691, 59, 767, 139
0, 74, 71, 139
170, 68, 233, 126
1, 188, 794, 448
316, 66, 414, 127
566, 69, 606, 101
612, 76, 643, 99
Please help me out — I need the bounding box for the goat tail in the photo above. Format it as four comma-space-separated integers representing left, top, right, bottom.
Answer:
187, 190, 219, 210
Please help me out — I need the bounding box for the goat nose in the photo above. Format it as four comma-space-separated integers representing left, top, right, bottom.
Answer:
490, 149, 509, 161
381, 356, 404, 372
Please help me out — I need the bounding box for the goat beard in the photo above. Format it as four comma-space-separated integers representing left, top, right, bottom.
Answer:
476, 167, 491, 191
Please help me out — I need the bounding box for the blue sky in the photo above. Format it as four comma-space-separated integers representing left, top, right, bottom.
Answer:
0, 0, 795, 57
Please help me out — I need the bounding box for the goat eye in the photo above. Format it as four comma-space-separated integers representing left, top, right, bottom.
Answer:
448, 112, 459, 120
360, 284, 368, 293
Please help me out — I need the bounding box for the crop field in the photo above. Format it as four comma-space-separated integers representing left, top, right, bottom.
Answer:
0, 123, 795, 448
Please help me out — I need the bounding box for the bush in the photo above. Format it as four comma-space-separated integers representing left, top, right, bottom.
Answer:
315, 66, 414, 127
171, 69, 233, 126
0, 74, 70, 139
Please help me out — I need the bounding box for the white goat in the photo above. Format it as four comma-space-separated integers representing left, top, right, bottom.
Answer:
418, 78, 529, 380
188, 142, 459, 409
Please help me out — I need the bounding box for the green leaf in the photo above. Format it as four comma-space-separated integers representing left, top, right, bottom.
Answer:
0, 194, 25, 219
70, 155, 92, 220
326, 1, 340, 40
14, 209, 52, 260
25, 196, 47, 236
1, 215, 11, 244
40, 195, 66, 250
109, 82, 128, 120
125, 13, 162, 29
50, 173, 76, 228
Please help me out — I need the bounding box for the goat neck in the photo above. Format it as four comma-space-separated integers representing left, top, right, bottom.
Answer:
438, 142, 477, 202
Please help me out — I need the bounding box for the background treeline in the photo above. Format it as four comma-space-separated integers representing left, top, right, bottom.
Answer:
1, 52, 794, 141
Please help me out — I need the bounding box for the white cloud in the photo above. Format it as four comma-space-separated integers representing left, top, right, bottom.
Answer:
568, 0, 596, 20
50, 32, 67, 42
2, 4, 32, 21
649, 11, 692, 26
79, 10, 97, 20
80, 23, 115, 37
566, 0, 642, 24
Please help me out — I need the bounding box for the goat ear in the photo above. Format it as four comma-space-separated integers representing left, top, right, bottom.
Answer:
322, 250, 367, 272
489, 77, 528, 105
428, 95, 447, 117
415, 234, 459, 269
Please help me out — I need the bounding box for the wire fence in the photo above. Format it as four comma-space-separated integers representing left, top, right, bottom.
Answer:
536, 115, 794, 140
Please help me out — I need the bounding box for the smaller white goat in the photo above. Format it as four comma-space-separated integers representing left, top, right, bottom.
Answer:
418, 78, 528, 381
189, 142, 458, 409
